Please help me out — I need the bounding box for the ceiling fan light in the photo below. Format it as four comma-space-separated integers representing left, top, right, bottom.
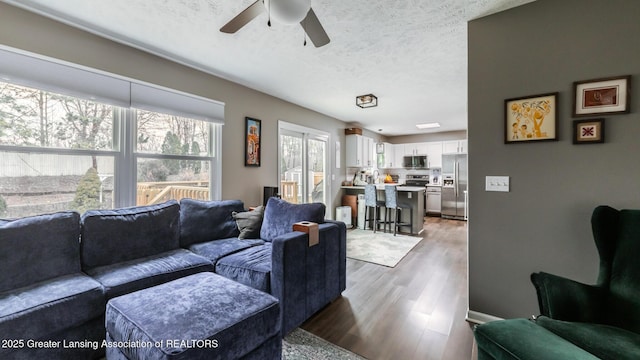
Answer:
263, 0, 311, 25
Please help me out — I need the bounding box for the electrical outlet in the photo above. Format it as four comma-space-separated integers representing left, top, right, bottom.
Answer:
485, 176, 510, 192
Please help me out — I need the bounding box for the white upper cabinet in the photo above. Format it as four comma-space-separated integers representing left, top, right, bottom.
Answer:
376, 142, 395, 169
345, 134, 363, 167
425, 142, 443, 168
404, 142, 428, 155
442, 140, 467, 154
346, 134, 375, 168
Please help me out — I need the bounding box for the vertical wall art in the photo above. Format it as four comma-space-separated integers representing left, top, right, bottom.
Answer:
245, 117, 261, 166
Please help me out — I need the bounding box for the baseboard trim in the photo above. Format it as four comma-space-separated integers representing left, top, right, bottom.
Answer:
465, 310, 504, 325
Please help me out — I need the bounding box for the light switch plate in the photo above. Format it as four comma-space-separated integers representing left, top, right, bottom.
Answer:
486, 176, 510, 192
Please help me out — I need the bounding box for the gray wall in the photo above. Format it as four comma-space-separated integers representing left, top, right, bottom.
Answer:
0, 2, 348, 210
468, 0, 640, 318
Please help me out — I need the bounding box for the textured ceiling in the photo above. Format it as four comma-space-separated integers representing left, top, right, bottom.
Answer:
4, 0, 535, 136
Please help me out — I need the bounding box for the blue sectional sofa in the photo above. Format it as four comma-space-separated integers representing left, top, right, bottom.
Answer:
0, 197, 346, 359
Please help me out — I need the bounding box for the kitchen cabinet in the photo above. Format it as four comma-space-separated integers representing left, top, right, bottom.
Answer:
426, 186, 442, 214
393, 144, 405, 168
376, 142, 395, 169
442, 140, 467, 154
425, 142, 443, 168
404, 142, 428, 155
363, 136, 374, 167
346, 134, 375, 167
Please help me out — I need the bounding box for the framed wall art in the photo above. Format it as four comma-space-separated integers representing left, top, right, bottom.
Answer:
505, 92, 558, 143
573, 75, 630, 117
245, 117, 261, 167
573, 118, 605, 144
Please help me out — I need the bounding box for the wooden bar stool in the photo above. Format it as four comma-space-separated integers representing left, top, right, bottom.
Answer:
384, 185, 413, 236
364, 184, 385, 232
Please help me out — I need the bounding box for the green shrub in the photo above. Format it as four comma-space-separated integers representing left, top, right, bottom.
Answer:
71, 167, 101, 214
0, 194, 7, 217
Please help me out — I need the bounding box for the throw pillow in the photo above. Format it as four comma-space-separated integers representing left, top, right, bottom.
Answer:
260, 197, 325, 242
232, 205, 265, 239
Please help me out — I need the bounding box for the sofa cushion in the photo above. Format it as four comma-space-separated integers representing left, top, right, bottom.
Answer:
84, 248, 214, 299
105, 272, 280, 360
474, 318, 600, 360
233, 205, 265, 239
179, 199, 244, 246
0, 274, 104, 342
260, 197, 325, 242
0, 211, 81, 293
216, 244, 272, 292
80, 200, 181, 270
536, 316, 640, 360
188, 237, 265, 264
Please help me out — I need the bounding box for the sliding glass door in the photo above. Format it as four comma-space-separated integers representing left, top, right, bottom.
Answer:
279, 122, 328, 206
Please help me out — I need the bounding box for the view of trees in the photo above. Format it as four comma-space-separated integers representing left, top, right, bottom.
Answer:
0, 81, 211, 215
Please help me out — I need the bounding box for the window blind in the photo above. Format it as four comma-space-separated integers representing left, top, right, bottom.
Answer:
0, 46, 224, 123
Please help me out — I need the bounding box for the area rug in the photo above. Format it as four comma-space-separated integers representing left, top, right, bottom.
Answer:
283, 328, 366, 360
346, 228, 423, 267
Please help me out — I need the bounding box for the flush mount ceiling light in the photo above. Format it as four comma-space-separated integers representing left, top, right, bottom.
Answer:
356, 94, 378, 108
416, 122, 441, 129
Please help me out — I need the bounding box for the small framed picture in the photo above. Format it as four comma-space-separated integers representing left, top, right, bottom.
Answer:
505, 92, 558, 143
573, 75, 630, 117
573, 118, 605, 144
245, 117, 261, 167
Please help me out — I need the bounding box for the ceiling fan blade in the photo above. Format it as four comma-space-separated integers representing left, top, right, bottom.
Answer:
220, 0, 264, 34
300, 8, 330, 47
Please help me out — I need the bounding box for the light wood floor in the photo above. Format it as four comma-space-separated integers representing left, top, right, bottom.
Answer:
302, 217, 476, 360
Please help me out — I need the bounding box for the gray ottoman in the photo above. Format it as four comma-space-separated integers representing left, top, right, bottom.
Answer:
105, 272, 281, 360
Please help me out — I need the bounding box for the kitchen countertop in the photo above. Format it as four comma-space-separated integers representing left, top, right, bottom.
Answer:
341, 185, 425, 192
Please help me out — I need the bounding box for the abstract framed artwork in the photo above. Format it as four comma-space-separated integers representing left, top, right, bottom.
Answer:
245, 117, 261, 167
505, 92, 559, 143
573, 75, 630, 117
573, 118, 605, 144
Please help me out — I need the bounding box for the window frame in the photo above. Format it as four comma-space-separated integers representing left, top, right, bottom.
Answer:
0, 47, 224, 212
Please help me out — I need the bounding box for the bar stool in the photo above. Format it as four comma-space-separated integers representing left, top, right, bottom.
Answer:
384, 185, 413, 236
364, 184, 385, 232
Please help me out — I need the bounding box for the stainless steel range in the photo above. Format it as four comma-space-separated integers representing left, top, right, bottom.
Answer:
405, 175, 430, 216
405, 174, 430, 187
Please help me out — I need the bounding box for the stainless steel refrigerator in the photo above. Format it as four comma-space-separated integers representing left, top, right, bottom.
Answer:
441, 154, 467, 220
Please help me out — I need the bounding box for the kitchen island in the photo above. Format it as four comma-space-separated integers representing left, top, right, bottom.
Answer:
341, 185, 425, 235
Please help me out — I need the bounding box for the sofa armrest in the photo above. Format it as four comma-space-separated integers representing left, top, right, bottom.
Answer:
270, 230, 309, 335
270, 221, 346, 335
324, 220, 347, 292
531, 272, 605, 322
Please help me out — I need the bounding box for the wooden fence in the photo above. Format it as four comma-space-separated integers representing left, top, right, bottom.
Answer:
137, 181, 209, 205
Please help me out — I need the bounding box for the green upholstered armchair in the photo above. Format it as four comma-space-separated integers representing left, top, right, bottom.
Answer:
530, 205, 640, 360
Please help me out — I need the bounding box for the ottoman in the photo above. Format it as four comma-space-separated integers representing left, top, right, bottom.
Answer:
105, 272, 281, 360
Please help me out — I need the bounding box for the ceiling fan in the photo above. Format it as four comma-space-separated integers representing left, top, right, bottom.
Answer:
220, 0, 330, 48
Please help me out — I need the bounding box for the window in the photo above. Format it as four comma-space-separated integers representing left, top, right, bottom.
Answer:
135, 110, 214, 206
0, 48, 224, 218
0, 81, 119, 217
